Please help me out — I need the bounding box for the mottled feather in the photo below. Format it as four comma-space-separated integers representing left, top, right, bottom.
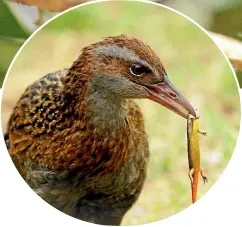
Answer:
5, 35, 170, 225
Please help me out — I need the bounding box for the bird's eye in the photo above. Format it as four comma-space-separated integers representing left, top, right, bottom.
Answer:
130, 64, 151, 76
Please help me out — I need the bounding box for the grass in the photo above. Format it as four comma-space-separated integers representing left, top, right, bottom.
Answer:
1, 1, 240, 225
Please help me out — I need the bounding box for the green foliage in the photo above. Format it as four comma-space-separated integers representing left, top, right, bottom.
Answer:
237, 71, 242, 87
211, 2, 242, 41
1, 0, 242, 87
0, 0, 30, 86
0, 1, 29, 39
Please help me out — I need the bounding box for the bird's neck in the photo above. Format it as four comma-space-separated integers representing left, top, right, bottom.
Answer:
63, 55, 127, 137
86, 82, 127, 136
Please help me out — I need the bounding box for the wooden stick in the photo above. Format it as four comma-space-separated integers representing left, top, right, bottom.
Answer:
8, 0, 87, 12
209, 32, 242, 71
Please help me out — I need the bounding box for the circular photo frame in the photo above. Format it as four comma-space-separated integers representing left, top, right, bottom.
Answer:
1, 0, 241, 226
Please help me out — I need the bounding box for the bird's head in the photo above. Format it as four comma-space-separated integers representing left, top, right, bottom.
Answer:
75, 35, 196, 119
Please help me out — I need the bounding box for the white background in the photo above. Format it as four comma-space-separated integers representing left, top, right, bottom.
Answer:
0, 89, 241, 227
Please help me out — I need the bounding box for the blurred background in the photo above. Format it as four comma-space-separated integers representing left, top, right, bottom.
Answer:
0, 0, 242, 87
1, 1, 240, 225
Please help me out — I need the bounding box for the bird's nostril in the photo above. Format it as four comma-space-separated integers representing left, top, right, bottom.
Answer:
169, 92, 177, 98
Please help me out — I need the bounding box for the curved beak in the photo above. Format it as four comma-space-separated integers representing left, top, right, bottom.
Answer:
145, 75, 196, 119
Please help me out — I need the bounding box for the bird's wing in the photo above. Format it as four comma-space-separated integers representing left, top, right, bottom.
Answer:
5, 69, 76, 177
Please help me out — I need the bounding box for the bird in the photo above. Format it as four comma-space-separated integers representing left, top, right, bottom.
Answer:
5, 35, 196, 225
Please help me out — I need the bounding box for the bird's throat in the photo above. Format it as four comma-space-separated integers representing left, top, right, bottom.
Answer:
87, 86, 126, 136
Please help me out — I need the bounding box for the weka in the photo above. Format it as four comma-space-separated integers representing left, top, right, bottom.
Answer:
5, 35, 196, 225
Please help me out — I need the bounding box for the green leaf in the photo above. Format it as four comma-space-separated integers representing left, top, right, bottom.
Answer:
0, 38, 24, 86
211, 2, 242, 41
0, 0, 33, 86
0, 1, 30, 39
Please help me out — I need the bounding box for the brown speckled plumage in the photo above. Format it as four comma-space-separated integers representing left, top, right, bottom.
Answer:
6, 35, 194, 225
